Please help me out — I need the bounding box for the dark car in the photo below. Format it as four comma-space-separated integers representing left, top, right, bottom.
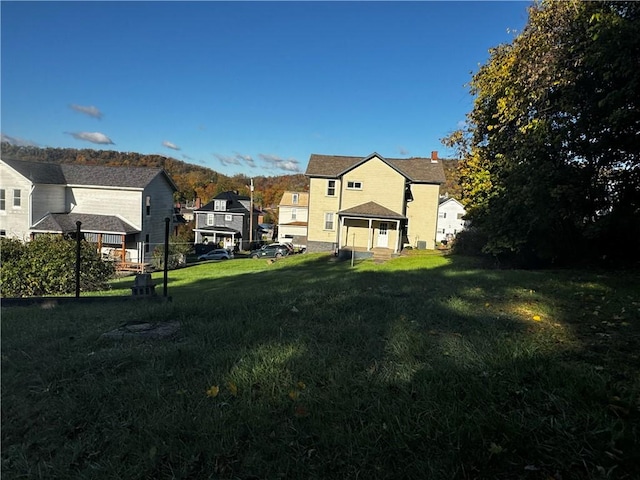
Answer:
249, 244, 290, 259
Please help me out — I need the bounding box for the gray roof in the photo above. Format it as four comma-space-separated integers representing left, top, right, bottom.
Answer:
306, 152, 446, 184
2, 158, 177, 190
197, 191, 250, 213
338, 201, 406, 220
31, 213, 139, 234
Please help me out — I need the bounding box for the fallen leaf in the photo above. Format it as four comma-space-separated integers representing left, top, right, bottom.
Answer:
206, 385, 220, 398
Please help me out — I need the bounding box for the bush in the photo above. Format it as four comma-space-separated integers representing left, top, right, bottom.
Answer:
0, 235, 114, 297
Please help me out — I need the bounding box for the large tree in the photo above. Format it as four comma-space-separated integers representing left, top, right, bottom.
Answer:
448, 0, 640, 266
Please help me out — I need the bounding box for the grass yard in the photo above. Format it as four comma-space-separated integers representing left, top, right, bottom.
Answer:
2, 252, 639, 479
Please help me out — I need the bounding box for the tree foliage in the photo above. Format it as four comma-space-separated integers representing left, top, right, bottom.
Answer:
0, 235, 115, 297
448, 0, 640, 266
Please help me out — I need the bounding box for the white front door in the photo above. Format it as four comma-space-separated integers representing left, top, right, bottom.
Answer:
377, 222, 388, 248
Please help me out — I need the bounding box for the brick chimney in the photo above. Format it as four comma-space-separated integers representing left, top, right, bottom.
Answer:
431, 151, 438, 163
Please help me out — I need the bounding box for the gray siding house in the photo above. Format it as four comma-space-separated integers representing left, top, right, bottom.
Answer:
193, 190, 259, 250
0, 158, 178, 265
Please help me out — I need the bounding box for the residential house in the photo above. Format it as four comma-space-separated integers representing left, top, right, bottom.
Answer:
436, 196, 467, 242
192, 190, 259, 250
304, 152, 445, 254
277, 191, 308, 249
0, 158, 178, 265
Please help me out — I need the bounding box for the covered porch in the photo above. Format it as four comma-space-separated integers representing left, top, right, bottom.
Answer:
337, 202, 407, 255
193, 226, 242, 251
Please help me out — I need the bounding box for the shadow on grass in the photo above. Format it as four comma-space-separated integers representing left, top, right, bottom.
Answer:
2, 253, 639, 479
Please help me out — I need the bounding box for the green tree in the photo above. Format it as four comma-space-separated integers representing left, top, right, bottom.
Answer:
452, 0, 640, 266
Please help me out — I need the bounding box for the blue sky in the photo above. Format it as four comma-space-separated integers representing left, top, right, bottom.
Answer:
1, 1, 531, 177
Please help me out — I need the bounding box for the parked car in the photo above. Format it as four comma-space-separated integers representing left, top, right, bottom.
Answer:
198, 248, 233, 261
249, 244, 290, 259
267, 242, 295, 255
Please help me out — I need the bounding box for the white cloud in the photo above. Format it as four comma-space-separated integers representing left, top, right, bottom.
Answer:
213, 153, 256, 168
1, 133, 39, 146
258, 154, 301, 173
66, 131, 114, 145
70, 104, 103, 119
162, 140, 180, 150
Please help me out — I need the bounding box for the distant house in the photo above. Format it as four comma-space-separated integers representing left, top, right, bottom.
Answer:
305, 152, 445, 254
277, 191, 308, 249
0, 158, 178, 265
192, 190, 260, 250
436, 197, 467, 242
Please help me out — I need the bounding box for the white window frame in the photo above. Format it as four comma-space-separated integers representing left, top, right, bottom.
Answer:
214, 200, 226, 211
324, 212, 334, 230
327, 180, 336, 197
292, 193, 299, 204
0, 189, 5, 211
13, 189, 21, 208
291, 208, 297, 221
225, 214, 233, 222
346, 180, 362, 190
207, 213, 215, 226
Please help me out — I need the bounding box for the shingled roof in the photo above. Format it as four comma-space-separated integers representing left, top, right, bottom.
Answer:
2, 158, 177, 190
305, 152, 446, 184
31, 213, 139, 234
338, 201, 406, 219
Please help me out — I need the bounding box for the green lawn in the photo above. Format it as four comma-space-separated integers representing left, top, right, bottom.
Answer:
2, 252, 639, 479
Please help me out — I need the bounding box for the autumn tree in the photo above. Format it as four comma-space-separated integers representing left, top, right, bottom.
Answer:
448, 0, 640, 266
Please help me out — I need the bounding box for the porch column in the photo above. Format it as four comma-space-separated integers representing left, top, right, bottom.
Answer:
367, 219, 373, 251
120, 235, 126, 262
394, 219, 401, 253
338, 215, 344, 248
97, 233, 103, 254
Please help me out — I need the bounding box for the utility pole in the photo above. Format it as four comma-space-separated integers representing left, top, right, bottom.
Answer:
249, 178, 254, 249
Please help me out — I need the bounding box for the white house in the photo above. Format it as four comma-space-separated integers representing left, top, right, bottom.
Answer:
0, 158, 178, 265
436, 197, 467, 242
277, 191, 308, 249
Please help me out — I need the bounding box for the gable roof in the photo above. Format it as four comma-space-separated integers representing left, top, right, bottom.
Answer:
305, 152, 446, 184
1, 158, 177, 190
197, 190, 250, 213
31, 213, 139, 235
338, 201, 406, 220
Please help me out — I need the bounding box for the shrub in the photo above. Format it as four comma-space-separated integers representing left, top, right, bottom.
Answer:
0, 235, 114, 297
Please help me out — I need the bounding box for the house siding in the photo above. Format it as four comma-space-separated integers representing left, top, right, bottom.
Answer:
405, 183, 440, 249
342, 157, 405, 213
141, 174, 177, 259
67, 187, 142, 229
307, 178, 341, 245
33, 184, 66, 220
0, 162, 32, 240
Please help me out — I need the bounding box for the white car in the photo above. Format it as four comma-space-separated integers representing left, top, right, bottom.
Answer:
198, 248, 233, 261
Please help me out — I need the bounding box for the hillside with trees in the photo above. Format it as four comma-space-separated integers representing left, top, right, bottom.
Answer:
0, 143, 308, 212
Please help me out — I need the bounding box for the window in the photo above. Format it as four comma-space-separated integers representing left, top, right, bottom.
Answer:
327, 180, 336, 196
457, 213, 464, 220
346, 181, 362, 190
324, 212, 334, 230
291, 208, 297, 221
0, 230, 5, 237
13, 189, 21, 208
214, 200, 226, 211
146, 196, 151, 216
292, 193, 299, 204
145, 234, 150, 253
0, 189, 5, 211
207, 213, 215, 226
438, 212, 446, 218
225, 214, 233, 222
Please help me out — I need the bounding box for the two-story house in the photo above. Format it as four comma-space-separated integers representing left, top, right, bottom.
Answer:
192, 190, 259, 251
277, 191, 308, 249
304, 152, 445, 254
0, 158, 178, 264
436, 196, 467, 242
